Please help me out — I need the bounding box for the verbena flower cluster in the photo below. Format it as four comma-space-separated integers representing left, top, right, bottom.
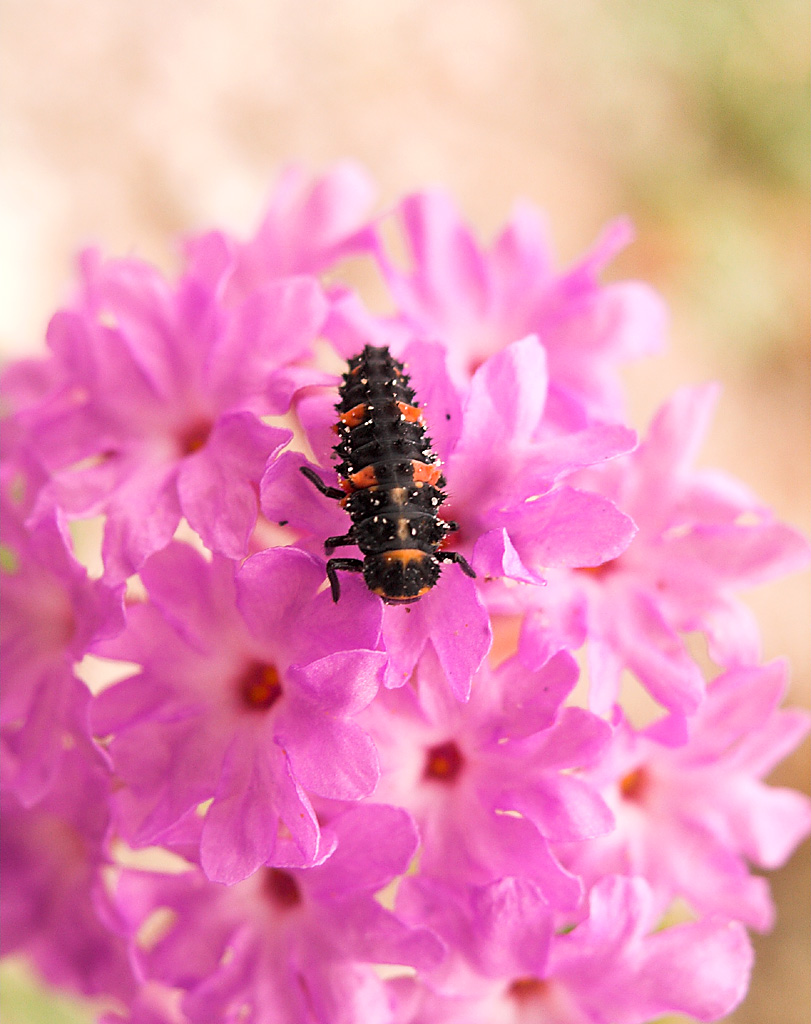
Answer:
2, 162, 810, 1024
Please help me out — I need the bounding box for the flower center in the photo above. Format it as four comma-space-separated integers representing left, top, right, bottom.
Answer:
178, 419, 213, 456
619, 766, 648, 801
508, 977, 550, 1003
264, 869, 302, 910
424, 740, 465, 783
239, 663, 282, 711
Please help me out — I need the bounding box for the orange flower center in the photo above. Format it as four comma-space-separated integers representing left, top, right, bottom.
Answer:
178, 419, 213, 456
424, 740, 464, 783
239, 663, 282, 711
508, 977, 550, 1003
619, 766, 648, 801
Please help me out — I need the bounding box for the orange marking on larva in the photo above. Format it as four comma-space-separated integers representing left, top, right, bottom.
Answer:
411, 461, 442, 486
372, 581, 434, 602
379, 549, 427, 566
340, 403, 367, 428
373, 583, 432, 602
348, 465, 379, 490
396, 401, 423, 423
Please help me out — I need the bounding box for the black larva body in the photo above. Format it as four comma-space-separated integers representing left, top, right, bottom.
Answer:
300, 344, 475, 603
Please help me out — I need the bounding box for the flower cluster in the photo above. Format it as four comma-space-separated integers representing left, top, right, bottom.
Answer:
2, 163, 809, 1024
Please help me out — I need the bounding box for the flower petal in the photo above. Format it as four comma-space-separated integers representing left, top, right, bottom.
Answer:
307, 804, 419, 897
419, 573, 492, 702
201, 736, 282, 884
260, 450, 349, 536
235, 547, 326, 651
178, 413, 290, 559
101, 463, 181, 583
493, 649, 579, 739
469, 878, 552, 979
504, 486, 637, 569
287, 650, 386, 716
207, 277, 328, 410
472, 528, 546, 585
501, 773, 614, 842
277, 709, 379, 801
629, 918, 753, 1023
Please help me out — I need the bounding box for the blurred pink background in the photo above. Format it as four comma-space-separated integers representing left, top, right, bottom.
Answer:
1, 3, 808, 1021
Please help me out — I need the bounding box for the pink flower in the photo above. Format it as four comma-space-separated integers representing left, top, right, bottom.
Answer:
1, 460, 123, 805
522, 385, 811, 715
396, 875, 554, 1001
362, 644, 612, 911
1, 749, 136, 1003
113, 804, 443, 1024
427, 337, 637, 580
542, 876, 753, 1024
185, 160, 378, 304
92, 542, 386, 883
370, 190, 667, 419
555, 659, 811, 931
393, 875, 753, 1024
17, 247, 327, 580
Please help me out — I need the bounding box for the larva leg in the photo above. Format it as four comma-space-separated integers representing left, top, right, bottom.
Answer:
325, 557, 365, 602
324, 532, 357, 553
299, 465, 345, 501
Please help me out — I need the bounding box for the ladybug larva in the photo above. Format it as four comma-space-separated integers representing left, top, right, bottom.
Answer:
300, 344, 475, 604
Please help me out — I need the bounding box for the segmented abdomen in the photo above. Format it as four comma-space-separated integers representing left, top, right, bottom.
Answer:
300, 344, 472, 603
335, 346, 449, 598
335, 346, 443, 490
